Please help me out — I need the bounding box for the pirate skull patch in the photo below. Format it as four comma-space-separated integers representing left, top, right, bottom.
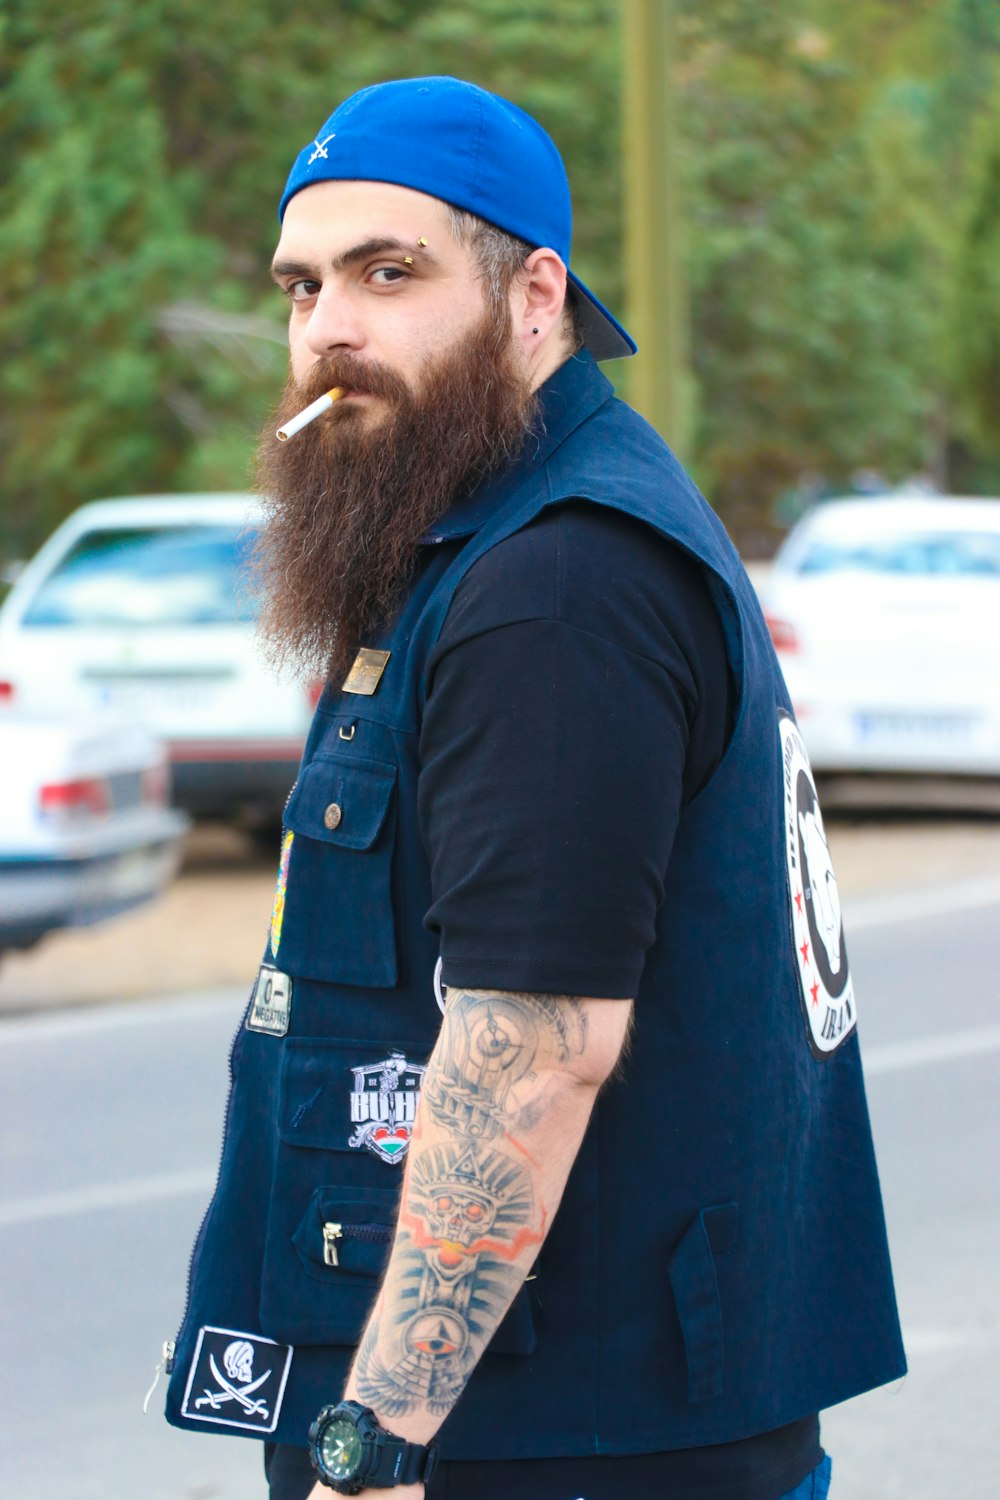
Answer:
779, 711, 856, 1055
179, 1326, 292, 1433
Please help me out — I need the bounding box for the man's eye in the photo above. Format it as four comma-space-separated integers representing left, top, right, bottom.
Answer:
370, 266, 407, 286
287, 280, 319, 302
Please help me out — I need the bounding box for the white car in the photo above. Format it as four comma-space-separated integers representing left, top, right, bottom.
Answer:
760, 495, 1000, 774
0, 710, 189, 953
0, 495, 314, 824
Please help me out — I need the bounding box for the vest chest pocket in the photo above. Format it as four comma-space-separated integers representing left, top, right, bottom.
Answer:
276, 755, 398, 987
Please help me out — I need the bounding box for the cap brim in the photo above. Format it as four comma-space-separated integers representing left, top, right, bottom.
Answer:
567, 270, 637, 362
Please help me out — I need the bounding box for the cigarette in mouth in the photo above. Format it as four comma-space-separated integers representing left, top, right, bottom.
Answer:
276, 386, 346, 441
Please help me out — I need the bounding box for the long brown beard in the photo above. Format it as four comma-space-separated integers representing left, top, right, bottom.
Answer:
253, 307, 537, 683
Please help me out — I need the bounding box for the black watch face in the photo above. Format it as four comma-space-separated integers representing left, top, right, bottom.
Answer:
320, 1416, 364, 1482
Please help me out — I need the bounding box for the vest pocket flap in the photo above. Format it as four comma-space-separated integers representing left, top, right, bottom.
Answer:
486, 1281, 538, 1358
292, 1186, 396, 1279
668, 1202, 738, 1403
272, 761, 399, 984
284, 755, 396, 850
278, 1037, 428, 1153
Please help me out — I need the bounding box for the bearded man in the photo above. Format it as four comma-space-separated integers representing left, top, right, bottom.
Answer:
164, 77, 904, 1500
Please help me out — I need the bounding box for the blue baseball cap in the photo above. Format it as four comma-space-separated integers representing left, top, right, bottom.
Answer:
279, 76, 636, 363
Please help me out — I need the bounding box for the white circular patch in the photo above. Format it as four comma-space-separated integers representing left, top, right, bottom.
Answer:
779, 712, 856, 1055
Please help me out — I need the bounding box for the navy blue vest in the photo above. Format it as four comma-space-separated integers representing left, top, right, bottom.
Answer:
166, 352, 904, 1456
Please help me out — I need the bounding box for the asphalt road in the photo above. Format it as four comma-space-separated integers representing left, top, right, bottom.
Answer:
5, 813, 1000, 1015
1, 880, 999, 1499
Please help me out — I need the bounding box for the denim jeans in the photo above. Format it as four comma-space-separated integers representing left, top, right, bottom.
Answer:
783, 1454, 833, 1499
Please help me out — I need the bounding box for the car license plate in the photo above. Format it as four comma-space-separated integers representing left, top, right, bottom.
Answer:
852, 710, 976, 745
88, 675, 223, 715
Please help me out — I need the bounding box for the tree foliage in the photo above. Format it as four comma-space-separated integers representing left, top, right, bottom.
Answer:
952, 71, 1000, 465
0, 0, 997, 555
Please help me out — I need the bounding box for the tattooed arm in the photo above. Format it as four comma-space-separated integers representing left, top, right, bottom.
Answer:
331, 987, 632, 1487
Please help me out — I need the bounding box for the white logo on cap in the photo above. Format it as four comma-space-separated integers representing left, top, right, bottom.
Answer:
308, 133, 336, 164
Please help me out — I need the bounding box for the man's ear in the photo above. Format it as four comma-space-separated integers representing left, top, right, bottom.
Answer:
513, 247, 568, 352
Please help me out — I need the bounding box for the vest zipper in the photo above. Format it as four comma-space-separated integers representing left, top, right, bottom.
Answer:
147, 978, 256, 1407
142, 1337, 176, 1413
322, 1220, 393, 1267
152, 773, 303, 1401
282, 777, 298, 819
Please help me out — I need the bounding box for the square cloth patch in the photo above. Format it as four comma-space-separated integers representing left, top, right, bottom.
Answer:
180, 1326, 292, 1433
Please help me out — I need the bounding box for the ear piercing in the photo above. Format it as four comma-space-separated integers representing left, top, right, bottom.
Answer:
532, 326, 539, 334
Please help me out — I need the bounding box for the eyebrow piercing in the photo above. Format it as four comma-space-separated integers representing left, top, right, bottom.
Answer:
404, 256, 414, 265
418, 237, 428, 247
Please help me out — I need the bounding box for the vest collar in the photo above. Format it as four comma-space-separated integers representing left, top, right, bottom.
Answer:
419, 350, 615, 544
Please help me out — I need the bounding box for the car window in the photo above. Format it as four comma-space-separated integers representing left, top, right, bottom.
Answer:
21, 525, 261, 626
796, 531, 1000, 577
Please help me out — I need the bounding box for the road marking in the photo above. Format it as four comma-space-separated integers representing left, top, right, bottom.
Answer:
0, 1167, 216, 1227
845, 873, 1000, 931
864, 1023, 1000, 1076
0, 989, 245, 1044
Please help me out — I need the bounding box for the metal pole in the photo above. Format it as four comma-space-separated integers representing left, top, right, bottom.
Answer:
622, 0, 688, 455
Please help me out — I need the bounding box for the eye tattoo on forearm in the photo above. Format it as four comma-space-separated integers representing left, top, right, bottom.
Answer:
356, 1139, 544, 1413
354, 991, 585, 1416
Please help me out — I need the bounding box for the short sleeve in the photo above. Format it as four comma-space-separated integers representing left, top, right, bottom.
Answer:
417, 503, 733, 997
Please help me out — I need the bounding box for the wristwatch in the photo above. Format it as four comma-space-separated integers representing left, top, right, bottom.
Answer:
308, 1400, 439, 1493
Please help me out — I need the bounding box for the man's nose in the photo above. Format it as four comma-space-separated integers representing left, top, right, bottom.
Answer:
304, 287, 364, 358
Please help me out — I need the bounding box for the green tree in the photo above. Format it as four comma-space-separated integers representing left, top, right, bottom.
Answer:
675, 0, 949, 543
2, 0, 999, 560
951, 76, 1000, 467
0, 0, 624, 555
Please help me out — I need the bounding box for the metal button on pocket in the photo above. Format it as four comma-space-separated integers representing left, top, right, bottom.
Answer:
323, 802, 343, 830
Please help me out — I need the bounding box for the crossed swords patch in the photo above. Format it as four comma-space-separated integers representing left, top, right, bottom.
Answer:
180, 1326, 292, 1433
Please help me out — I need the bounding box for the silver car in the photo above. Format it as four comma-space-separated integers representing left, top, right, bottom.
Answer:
0, 709, 189, 954
0, 494, 314, 824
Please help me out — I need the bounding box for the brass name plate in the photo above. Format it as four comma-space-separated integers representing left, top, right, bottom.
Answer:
342, 647, 391, 696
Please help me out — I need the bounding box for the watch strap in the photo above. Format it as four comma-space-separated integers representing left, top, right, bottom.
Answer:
369, 1431, 439, 1488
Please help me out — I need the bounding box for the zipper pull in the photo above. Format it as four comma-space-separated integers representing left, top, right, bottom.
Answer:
322, 1221, 343, 1267
142, 1339, 176, 1414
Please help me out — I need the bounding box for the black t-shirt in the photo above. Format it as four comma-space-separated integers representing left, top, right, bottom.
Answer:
420, 499, 734, 997
419, 502, 819, 1498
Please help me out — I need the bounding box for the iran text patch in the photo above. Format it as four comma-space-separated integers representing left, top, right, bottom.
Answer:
179, 1326, 292, 1433
779, 712, 856, 1055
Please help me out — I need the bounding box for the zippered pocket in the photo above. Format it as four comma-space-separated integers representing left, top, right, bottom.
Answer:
261, 1185, 398, 1345
292, 1187, 397, 1282
261, 1179, 538, 1357
320, 1220, 393, 1268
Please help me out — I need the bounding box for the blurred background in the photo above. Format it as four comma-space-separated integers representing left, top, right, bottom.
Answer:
1, 3, 999, 1498
2, 0, 1000, 560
